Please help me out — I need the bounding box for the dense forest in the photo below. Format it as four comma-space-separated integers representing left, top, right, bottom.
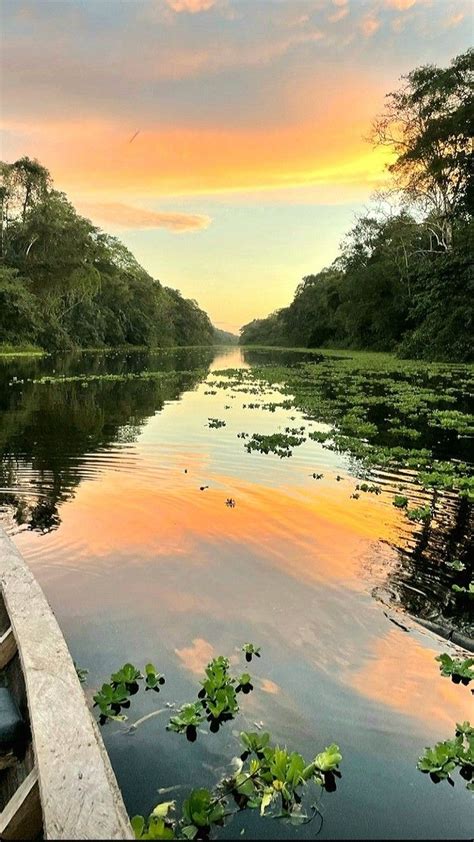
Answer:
0, 161, 224, 350
240, 51, 473, 361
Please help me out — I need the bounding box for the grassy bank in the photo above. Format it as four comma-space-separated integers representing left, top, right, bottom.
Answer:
0, 343, 45, 357
0, 342, 238, 359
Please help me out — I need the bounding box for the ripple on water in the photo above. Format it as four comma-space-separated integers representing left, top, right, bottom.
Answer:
0, 347, 473, 840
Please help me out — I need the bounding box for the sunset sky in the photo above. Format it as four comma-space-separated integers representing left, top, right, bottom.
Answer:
1, 0, 471, 332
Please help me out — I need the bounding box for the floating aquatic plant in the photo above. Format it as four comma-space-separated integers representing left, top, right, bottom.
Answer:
436, 654, 474, 685
418, 722, 473, 790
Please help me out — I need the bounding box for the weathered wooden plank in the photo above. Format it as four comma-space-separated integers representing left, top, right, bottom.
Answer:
0, 628, 17, 670
0, 528, 134, 840
0, 767, 42, 840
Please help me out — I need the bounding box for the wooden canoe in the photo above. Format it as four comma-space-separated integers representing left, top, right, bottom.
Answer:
0, 528, 134, 840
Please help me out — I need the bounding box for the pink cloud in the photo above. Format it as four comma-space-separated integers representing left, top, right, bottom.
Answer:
360, 14, 381, 37
329, 7, 349, 22
78, 202, 211, 232
164, 0, 216, 11
260, 678, 280, 695
175, 638, 215, 674
445, 12, 464, 27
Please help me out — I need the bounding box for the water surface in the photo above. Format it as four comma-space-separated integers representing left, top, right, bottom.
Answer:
0, 347, 472, 839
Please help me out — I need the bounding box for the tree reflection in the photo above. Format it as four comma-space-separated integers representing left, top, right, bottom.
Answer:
0, 349, 214, 532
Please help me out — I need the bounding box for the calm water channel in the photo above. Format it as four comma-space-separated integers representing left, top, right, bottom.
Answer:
0, 346, 472, 839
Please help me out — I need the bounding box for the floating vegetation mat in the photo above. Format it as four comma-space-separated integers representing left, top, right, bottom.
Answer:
210, 351, 474, 640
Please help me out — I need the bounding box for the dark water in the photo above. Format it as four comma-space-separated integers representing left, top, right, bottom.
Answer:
0, 347, 472, 839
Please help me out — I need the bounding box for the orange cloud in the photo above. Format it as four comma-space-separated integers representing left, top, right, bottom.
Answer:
175, 638, 215, 674
385, 0, 416, 8
5, 111, 392, 199
260, 678, 280, 695
165, 0, 216, 12
77, 202, 211, 232
349, 628, 471, 733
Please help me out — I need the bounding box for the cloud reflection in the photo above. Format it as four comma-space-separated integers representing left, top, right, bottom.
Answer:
175, 637, 215, 673
349, 628, 471, 732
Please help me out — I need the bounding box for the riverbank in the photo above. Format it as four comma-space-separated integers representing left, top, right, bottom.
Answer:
0, 342, 237, 359
0, 343, 45, 357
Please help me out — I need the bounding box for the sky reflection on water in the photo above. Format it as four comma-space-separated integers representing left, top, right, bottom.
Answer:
0, 346, 472, 839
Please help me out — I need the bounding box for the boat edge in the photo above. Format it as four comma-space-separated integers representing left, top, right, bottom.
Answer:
0, 528, 134, 840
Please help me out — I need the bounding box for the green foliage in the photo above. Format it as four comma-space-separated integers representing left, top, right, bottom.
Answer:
197, 656, 244, 730
182, 789, 225, 837
133, 732, 343, 839
406, 505, 431, 523
167, 703, 205, 739
308, 430, 330, 443
212, 328, 238, 346
451, 581, 474, 597
217, 360, 473, 605
240, 731, 271, 757
436, 654, 474, 685
242, 643, 261, 662
93, 683, 130, 720
355, 482, 381, 494
446, 559, 466, 572
223, 733, 342, 818
314, 743, 343, 773
167, 649, 259, 740
0, 158, 215, 351
74, 662, 89, 684
393, 495, 408, 509
111, 663, 143, 686
94, 661, 165, 720
145, 662, 166, 692
239, 313, 288, 348
96, 644, 344, 838
245, 432, 305, 458
132, 802, 176, 840
418, 723, 473, 789
0, 267, 41, 345
207, 418, 226, 429
372, 50, 473, 227
240, 51, 473, 363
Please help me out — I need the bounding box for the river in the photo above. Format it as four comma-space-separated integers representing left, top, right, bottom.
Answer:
0, 346, 472, 839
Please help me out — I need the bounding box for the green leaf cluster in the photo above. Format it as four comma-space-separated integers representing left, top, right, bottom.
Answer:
93, 661, 164, 720
245, 432, 305, 458
242, 642, 261, 662
418, 723, 473, 790
167, 648, 259, 739
207, 418, 226, 429
406, 505, 431, 523
436, 654, 474, 685
167, 702, 204, 739
132, 731, 343, 839
223, 732, 342, 819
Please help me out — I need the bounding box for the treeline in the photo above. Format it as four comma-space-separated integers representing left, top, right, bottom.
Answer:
240, 51, 473, 361
0, 160, 221, 350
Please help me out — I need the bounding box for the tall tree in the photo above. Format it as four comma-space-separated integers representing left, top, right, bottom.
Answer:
372, 49, 473, 249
